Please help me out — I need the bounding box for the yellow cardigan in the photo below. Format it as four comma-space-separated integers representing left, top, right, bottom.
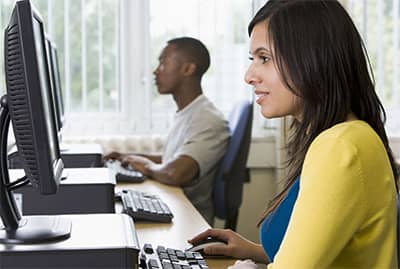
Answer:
268, 120, 397, 269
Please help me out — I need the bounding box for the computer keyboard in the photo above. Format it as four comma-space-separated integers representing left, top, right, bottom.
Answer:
105, 160, 145, 183
139, 243, 209, 269
116, 189, 174, 223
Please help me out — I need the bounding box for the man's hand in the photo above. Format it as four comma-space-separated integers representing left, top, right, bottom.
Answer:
121, 155, 153, 175
103, 151, 126, 162
117, 154, 198, 187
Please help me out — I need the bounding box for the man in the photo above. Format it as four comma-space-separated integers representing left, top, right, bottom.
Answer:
105, 37, 229, 224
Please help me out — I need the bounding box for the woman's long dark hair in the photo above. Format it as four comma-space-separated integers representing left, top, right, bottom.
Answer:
249, 0, 399, 225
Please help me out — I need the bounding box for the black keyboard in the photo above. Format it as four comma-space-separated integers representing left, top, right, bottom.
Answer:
139, 243, 209, 269
106, 160, 145, 183
116, 189, 173, 223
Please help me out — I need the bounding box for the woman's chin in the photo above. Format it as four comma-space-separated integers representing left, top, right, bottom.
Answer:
261, 110, 279, 119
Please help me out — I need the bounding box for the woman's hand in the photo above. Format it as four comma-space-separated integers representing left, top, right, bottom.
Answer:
228, 259, 259, 269
188, 229, 268, 263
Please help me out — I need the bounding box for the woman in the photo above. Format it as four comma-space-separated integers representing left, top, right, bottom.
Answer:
189, 1, 399, 268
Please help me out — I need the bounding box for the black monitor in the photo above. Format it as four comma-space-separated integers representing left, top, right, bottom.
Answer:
0, 0, 71, 243
45, 36, 65, 141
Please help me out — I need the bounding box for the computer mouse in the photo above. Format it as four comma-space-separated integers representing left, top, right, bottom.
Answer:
186, 237, 227, 252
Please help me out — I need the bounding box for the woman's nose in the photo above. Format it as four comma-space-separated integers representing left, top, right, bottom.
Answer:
244, 63, 257, 86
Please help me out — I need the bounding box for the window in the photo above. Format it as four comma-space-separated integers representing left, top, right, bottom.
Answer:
38, 0, 121, 135
0, 0, 121, 135
345, 0, 400, 136
0, 0, 256, 137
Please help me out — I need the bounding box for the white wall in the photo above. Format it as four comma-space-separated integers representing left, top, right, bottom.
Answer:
390, 137, 400, 160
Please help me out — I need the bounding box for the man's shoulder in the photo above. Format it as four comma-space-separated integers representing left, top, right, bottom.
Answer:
191, 97, 226, 123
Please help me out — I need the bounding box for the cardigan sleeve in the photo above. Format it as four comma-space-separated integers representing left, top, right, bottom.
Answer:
268, 135, 367, 268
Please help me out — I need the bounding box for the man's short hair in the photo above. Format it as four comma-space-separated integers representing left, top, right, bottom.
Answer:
167, 37, 210, 78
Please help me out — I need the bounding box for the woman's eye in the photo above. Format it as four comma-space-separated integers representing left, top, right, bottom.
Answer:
247, 55, 269, 63
260, 56, 269, 64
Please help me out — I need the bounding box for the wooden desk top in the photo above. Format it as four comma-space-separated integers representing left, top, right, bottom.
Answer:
117, 180, 236, 268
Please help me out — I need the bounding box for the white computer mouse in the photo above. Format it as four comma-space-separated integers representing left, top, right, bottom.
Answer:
186, 237, 227, 252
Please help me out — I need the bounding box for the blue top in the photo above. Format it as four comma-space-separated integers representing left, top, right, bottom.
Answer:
259, 177, 300, 262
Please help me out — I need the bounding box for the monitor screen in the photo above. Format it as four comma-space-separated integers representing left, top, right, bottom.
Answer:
0, 0, 70, 244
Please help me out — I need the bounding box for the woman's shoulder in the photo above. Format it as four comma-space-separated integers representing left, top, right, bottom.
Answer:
311, 120, 382, 152
303, 120, 392, 187
303, 120, 390, 177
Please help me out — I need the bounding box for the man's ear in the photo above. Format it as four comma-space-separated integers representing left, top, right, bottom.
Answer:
182, 62, 196, 76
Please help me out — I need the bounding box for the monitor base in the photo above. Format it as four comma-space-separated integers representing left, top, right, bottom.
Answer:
0, 216, 71, 244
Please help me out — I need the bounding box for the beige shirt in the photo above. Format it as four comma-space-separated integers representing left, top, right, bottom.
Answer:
163, 94, 229, 224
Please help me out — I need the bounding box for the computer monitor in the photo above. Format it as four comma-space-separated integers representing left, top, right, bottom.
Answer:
0, 0, 71, 243
45, 36, 65, 141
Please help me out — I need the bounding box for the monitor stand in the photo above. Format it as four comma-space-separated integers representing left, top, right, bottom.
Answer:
0, 97, 71, 244
0, 216, 71, 244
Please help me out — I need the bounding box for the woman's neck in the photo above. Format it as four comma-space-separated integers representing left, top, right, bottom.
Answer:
346, 112, 358, 122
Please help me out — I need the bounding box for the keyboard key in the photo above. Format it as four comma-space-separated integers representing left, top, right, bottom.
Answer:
144, 243, 154, 254
148, 259, 159, 268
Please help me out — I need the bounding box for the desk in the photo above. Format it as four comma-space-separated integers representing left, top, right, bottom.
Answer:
117, 180, 236, 269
